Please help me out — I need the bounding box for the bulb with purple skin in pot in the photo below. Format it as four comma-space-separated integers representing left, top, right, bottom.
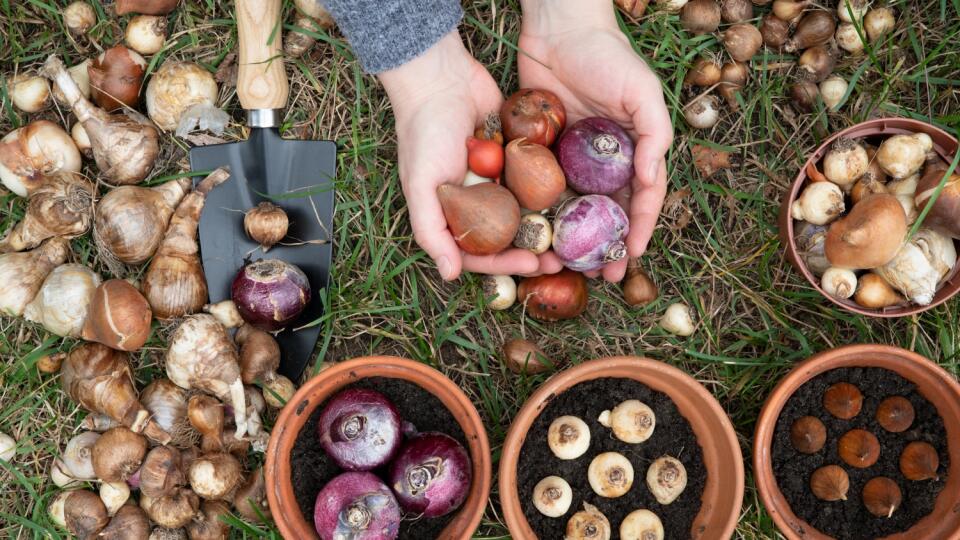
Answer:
230, 258, 311, 331
556, 117, 634, 195
553, 195, 630, 271
388, 432, 472, 518
317, 388, 402, 471
314, 472, 401, 540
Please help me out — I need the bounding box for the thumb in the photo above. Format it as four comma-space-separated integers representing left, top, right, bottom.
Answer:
628, 80, 673, 189
404, 178, 464, 281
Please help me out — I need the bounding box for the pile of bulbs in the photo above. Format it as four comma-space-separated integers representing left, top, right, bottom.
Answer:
792, 131, 958, 309
789, 381, 940, 519
661, 0, 899, 130
531, 400, 689, 540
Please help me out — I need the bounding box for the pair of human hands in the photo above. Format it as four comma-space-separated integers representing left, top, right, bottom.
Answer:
379, 1, 672, 283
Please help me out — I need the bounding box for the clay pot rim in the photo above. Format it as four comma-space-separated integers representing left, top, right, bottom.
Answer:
264, 356, 492, 540
778, 117, 960, 317
498, 356, 744, 539
753, 344, 960, 540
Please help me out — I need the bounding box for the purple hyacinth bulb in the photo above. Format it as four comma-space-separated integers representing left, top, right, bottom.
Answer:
552, 195, 630, 272
556, 117, 634, 195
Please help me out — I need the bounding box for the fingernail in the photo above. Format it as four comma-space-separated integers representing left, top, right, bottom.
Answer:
645, 159, 661, 186
437, 256, 453, 280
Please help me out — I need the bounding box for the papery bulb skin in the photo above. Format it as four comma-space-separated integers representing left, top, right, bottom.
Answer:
314, 472, 401, 540
230, 259, 311, 331
317, 388, 402, 471
553, 195, 629, 271
388, 432, 472, 517
556, 117, 634, 195
94, 178, 191, 264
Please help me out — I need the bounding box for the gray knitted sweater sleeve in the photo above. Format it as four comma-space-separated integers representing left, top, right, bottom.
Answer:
321, 0, 463, 74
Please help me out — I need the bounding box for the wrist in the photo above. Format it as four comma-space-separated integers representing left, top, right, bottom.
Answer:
379, 30, 472, 107
520, 0, 617, 36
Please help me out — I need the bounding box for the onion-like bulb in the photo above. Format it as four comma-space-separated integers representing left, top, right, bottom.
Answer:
98, 504, 151, 540
80, 279, 153, 352
145, 61, 227, 136
0, 432, 15, 462
51, 60, 92, 107
532, 476, 573, 517
140, 488, 200, 529
186, 501, 231, 540
598, 399, 656, 443
188, 394, 225, 452
234, 467, 269, 522
9, 74, 50, 113
235, 324, 296, 405
0, 237, 70, 317
88, 46, 147, 111
125, 15, 168, 56
99, 482, 131, 516
683, 94, 720, 129
42, 54, 160, 186
588, 452, 635, 498
62, 431, 100, 480
646, 456, 688, 504
61, 343, 172, 444
64, 1, 96, 34
140, 380, 191, 447
0, 120, 81, 197
188, 452, 243, 501
165, 314, 248, 437
244, 201, 289, 250
140, 446, 186, 499
0, 172, 94, 253
64, 489, 110, 539
24, 264, 100, 338
620, 509, 664, 540
95, 178, 192, 264
548, 415, 591, 460
566, 502, 611, 540
143, 168, 230, 320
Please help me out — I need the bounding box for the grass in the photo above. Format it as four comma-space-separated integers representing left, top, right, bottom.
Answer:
2, 0, 960, 538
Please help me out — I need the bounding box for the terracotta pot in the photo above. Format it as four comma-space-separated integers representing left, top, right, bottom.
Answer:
754, 344, 960, 539
264, 356, 492, 539
499, 356, 744, 539
778, 118, 960, 317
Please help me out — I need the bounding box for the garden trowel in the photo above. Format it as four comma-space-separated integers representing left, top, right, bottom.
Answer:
190, 0, 335, 381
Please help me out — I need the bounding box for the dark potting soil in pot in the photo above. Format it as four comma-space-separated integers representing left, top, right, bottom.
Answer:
290, 377, 468, 539
517, 377, 707, 540
773, 367, 949, 540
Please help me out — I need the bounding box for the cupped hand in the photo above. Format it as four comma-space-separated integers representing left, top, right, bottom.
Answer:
381, 31, 562, 281
518, 2, 673, 282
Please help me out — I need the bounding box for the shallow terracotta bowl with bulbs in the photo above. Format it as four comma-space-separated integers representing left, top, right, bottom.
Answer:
779, 118, 960, 317
264, 356, 492, 540
499, 356, 744, 539
754, 344, 960, 540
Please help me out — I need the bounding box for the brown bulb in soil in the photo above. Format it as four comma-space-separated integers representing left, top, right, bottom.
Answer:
823, 382, 863, 419
760, 14, 791, 48
502, 338, 551, 374
437, 183, 520, 256
683, 57, 722, 88
721, 0, 753, 22
722, 23, 763, 62
786, 11, 837, 52
244, 202, 288, 251
862, 477, 902, 518
900, 441, 939, 481
810, 465, 849, 501
790, 80, 820, 112
790, 415, 827, 454
88, 46, 147, 111
623, 260, 658, 306
681, 0, 722, 34
798, 46, 836, 83
719, 62, 749, 109
838, 429, 881, 468
876, 396, 915, 432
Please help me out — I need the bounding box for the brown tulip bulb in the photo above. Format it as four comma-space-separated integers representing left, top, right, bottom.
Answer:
838, 429, 880, 468
785, 11, 837, 52
810, 465, 849, 501
721, 0, 753, 22
244, 202, 288, 251
722, 23, 763, 62
517, 269, 589, 321
791, 416, 827, 454
681, 0, 722, 34
88, 46, 147, 111
899, 441, 939, 481
876, 396, 915, 432
623, 261, 658, 306
760, 14, 791, 48
862, 477, 902, 518
502, 338, 551, 375
437, 183, 520, 256
81, 279, 153, 352
798, 46, 836, 83
719, 62, 749, 109
683, 57, 722, 87
823, 382, 863, 419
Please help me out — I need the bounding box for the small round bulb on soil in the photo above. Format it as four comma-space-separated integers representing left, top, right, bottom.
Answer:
244, 202, 288, 251
588, 452, 635, 498
899, 441, 939, 481
790, 416, 827, 454
620, 509, 664, 540
547, 416, 591, 460
661, 302, 695, 336
838, 429, 881, 468
810, 465, 849, 501
823, 382, 863, 419
646, 455, 687, 505
532, 476, 573, 517
502, 338, 550, 375
876, 396, 915, 433
598, 400, 656, 444
513, 213, 552, 254
862, 477, 902, 518
566, 502, 611, 540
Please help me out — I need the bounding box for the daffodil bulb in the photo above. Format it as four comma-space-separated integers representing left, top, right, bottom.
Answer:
876, 228, 957, 305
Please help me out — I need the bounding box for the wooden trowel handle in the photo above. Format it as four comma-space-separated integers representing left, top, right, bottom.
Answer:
236, 0, 289, 111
